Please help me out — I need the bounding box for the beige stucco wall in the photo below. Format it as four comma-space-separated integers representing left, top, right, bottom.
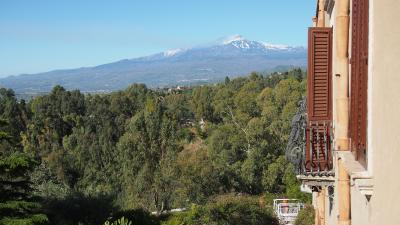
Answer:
324, 7, 339, 225
309, 1, 400, 224
317, 0, 400, 224
324, 187, 337, 225
350, 185, 371, 224
369, 0, 400, 225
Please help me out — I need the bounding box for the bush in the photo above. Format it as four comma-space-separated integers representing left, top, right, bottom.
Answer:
0, 214, 48, 225
294, 205, 315, 225
104, 217, 132, 225
107, 209, 159, 225
163, 194, 279, 225
161, 205, 202, 225
262, 193, 280, 206
43, 193, 115, 225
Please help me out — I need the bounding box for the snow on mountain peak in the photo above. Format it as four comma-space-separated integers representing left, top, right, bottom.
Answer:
231, 40, 252, 49
219, 35, 296, 51
222, 34, 245, 44
153, 36, 304, 60
163, 48, 184, 57
261, 42, 291, 50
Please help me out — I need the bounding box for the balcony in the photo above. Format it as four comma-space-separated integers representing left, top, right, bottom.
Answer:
301, 120, 334, 177
305, 121, 333, 173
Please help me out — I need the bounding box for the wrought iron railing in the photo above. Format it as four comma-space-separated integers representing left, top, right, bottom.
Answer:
301, 120, 334, 175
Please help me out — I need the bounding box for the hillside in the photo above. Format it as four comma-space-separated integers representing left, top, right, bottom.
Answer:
0, 69, 310, 224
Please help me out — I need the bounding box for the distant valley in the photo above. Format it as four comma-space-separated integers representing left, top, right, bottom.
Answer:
0, 35, 306, 94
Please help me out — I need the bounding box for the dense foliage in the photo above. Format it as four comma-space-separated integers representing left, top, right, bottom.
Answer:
162, 195, 279, 225
0, 69, 310, 224
0, 119, 48, 225
294, 205, 315, 225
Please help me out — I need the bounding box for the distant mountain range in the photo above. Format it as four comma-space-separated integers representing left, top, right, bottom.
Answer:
0, 35, 306, 94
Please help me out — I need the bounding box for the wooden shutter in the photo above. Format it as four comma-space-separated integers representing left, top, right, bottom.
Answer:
350, 0, 369, 166
307, 27, 333, 121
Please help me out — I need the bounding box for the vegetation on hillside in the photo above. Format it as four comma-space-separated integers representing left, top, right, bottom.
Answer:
0, 69, 310, 224
162, 194, 279, 225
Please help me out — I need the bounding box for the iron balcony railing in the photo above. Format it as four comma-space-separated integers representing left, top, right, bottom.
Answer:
301, 120, 334, 175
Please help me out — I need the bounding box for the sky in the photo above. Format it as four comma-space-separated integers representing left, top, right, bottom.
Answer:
0, 0, 316, 77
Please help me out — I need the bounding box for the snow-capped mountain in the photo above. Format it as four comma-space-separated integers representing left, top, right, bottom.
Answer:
139, 35, 305, 62
163, 48, 186, 57
0, 35, 306, 94
220, 35, 291, 51
200, 35, 301, 52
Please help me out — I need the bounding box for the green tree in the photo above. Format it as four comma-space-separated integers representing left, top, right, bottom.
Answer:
0, 120, 48, 225
117, 98, 181, 212
0, 89, 28, 153
262, 156, 310, 202
175, 145, 221, 205
0, 69, 310, 223
191, 86, 215, 122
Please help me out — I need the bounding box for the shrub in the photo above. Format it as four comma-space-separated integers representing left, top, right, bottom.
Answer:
104, 217, 132, 225
43, 193, 115, 225
0, 214, 48, 225
263, 193, 280, 206
294, 205, 315, 225
161, 205, 203, 225
107, 209, 159, 225
163, 194, 279, 225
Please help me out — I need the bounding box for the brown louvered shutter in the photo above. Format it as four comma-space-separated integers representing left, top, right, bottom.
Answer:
307, 27, 332, 121
305, 27, 333, 173
350, 0, 369, 166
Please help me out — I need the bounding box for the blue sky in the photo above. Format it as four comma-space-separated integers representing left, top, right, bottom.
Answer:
0, 0, 315, 77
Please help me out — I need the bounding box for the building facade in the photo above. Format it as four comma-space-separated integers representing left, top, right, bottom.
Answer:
298, 0, 400, 225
